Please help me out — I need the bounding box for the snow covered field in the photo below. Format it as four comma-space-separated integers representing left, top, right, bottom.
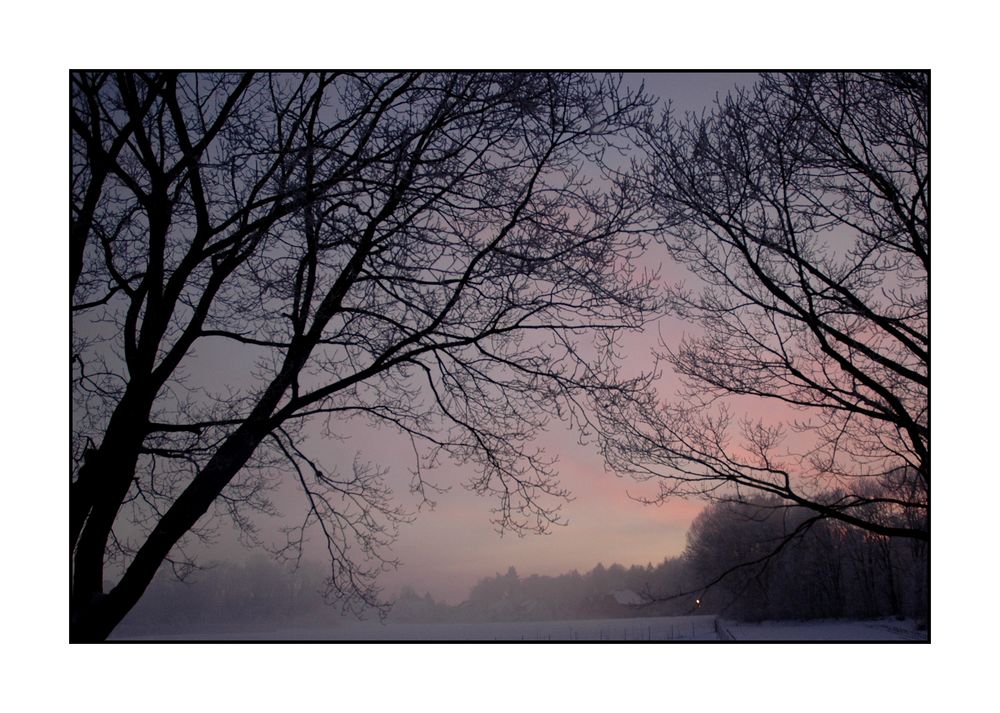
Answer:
114, 615, 717, 641
112, 614, 926, 641
716, 618, 927, 641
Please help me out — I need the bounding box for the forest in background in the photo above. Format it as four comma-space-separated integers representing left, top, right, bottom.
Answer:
117, 481, 927, 636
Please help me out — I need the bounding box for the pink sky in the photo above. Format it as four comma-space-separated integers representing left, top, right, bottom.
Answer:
140, 73, 768, 606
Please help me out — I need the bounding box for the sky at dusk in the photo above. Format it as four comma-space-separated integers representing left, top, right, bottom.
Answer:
70, 68, 927, 629
150, 73, 766, 604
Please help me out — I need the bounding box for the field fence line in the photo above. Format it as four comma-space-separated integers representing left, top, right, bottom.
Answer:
714, 618, 737, 641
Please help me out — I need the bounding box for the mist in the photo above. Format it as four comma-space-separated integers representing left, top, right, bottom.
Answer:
112, 490, 927, 641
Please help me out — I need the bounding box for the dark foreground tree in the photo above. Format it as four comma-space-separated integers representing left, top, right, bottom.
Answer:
598, 72, 928, 543
71, 72, 655, 641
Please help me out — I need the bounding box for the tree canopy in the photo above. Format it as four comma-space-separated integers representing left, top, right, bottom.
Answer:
71, 71, 656, 640
598, 72, 928, 541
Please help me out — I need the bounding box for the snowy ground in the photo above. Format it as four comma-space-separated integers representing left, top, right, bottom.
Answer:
716, 617, 927, 641
111, 614, 926, 641
113, 614, 718, 641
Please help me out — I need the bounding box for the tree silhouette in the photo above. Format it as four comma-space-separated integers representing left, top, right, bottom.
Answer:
71, 72, 656, 641
598, 72, 928, 542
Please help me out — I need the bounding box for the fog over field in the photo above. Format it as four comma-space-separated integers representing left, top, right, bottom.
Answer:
113, 493, 927, 641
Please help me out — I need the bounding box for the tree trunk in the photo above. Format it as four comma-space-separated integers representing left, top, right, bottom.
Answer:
71, 389, 153, 615
70, 409, 288, 640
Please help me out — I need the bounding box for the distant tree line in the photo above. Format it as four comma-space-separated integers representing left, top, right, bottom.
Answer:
452, 563, 669, 621
680, 489, 927, 622
441, 493, 926, 623
438, 473, 926, 624
118, 480, 926, 635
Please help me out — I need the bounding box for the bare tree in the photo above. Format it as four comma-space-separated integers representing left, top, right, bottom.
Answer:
71, 72, 656, 641
598, 72, 928, 542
